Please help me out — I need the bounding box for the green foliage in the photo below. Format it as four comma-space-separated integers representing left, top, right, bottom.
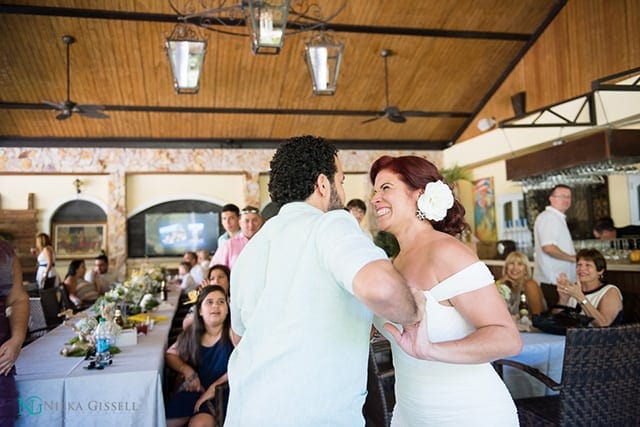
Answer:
374, 231, 400, 259
441, 165, 472, 184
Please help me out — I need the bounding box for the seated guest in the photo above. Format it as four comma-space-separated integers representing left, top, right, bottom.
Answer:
554, 248, 623, 327
84, 253, 117, 295
210, 206, 263, 270
184, 265, 231, 329
183, 252, 206, 285
178, 261, 197, 292
206, 265, 230, 294
165, 285, 234, 427
593, 216, 640, 240
498, 251, 544, 316
197, 249, 211, 272
63, 260, 98, 309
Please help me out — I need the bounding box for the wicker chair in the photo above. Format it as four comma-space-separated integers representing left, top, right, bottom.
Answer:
363, 338, 395, 427
494, 323, 640, 426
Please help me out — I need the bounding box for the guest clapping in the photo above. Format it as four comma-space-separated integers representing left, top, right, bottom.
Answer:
165, 285, 234, 427
555, 248, 623, 327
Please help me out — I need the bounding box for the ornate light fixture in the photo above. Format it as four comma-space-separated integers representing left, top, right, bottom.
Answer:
167, 0, 346, 94
165, 24, 207, 94
245, 0, 290, 54
304, 31, 344, 95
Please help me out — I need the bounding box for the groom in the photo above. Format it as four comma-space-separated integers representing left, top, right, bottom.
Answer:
224, 135, 423, 426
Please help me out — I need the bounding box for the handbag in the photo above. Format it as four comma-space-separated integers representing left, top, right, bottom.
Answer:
533, 308, 593, 335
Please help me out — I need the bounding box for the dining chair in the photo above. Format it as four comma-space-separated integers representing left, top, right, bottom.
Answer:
493, 323, 640, 426
39, 286, 63, 328
363, 337, 395, 427
23, 297, 49, 346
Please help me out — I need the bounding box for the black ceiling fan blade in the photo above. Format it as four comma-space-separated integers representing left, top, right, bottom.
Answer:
401, 110, 430, 118
42, 100, 63, 110
387, 113, 407, 123
362, 112, 386, 124
56, 110, 72, 120
77, 105, 109, 119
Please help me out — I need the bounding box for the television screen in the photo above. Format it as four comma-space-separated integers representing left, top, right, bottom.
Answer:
145, 212, 219, 256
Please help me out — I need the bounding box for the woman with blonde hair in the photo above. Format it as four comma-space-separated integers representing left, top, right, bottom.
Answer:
499, 251, 545, 316
33, 233, 59, 289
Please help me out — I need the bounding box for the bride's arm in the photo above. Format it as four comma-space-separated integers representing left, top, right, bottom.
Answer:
386, 284, 521, 363
431, 286, 522, 363
387, 239, 521, 363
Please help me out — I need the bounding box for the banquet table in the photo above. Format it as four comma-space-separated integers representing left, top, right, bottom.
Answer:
501, 331, 566, 399
14, 291, 180, 427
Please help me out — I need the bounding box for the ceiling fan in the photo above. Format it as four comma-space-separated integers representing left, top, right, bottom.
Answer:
42, 35, 108, 120
362, 49, 429, 124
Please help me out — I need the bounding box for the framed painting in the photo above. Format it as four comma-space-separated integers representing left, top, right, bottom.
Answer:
53, 223, 106, 259
474, 177, 498, 241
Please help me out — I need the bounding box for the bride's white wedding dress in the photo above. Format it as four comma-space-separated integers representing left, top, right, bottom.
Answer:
375, 262, 519, 426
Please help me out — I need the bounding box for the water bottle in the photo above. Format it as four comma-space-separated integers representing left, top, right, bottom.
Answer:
93, 317, 112, 367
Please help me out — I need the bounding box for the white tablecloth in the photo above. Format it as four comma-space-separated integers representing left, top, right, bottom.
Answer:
501, 332, 566, 399
14, 291, 180, 427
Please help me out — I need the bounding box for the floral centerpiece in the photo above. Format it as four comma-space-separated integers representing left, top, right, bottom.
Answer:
92, 266, 164, 317
59, 305, 122, 357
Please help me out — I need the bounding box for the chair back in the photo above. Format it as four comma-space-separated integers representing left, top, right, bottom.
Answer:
559, 323, 640, 425
363, 338, 395, 427
39, 287, 62, 328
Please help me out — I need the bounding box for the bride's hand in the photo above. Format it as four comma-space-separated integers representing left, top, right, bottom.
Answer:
384, 311, 432, 360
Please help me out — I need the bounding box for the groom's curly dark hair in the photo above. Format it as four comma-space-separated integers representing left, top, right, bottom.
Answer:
269, 135, 338, 205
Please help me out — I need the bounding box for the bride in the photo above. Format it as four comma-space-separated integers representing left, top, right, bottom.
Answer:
369, 155, 522, 426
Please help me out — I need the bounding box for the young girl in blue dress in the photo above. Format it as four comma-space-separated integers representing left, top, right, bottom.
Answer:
165, 285, 234, 427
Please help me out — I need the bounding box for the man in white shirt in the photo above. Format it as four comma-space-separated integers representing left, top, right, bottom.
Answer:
84, 253, 117, 295
225, 135, 423, 427
533, 184, 577, 309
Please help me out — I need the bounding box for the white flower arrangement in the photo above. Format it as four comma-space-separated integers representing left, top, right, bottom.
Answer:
417, 180, 454, 221
92, 267, 163, 315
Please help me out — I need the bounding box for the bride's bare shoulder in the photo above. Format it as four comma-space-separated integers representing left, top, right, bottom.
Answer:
423, 232, 478, 268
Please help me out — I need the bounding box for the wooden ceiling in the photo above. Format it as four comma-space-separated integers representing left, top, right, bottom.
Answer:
0, 0, 565, 150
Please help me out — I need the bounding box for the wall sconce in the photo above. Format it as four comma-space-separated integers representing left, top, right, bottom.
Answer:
304, 31, 344, 95
477, 117, 497, 132
73, 178, 84, 195
245, 0, 290, 54
165, 24, 207, 94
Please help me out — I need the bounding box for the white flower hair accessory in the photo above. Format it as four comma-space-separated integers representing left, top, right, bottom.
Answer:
416, 180, 454, 222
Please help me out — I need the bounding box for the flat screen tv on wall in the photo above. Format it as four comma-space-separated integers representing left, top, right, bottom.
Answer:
145, 212, 218, 256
